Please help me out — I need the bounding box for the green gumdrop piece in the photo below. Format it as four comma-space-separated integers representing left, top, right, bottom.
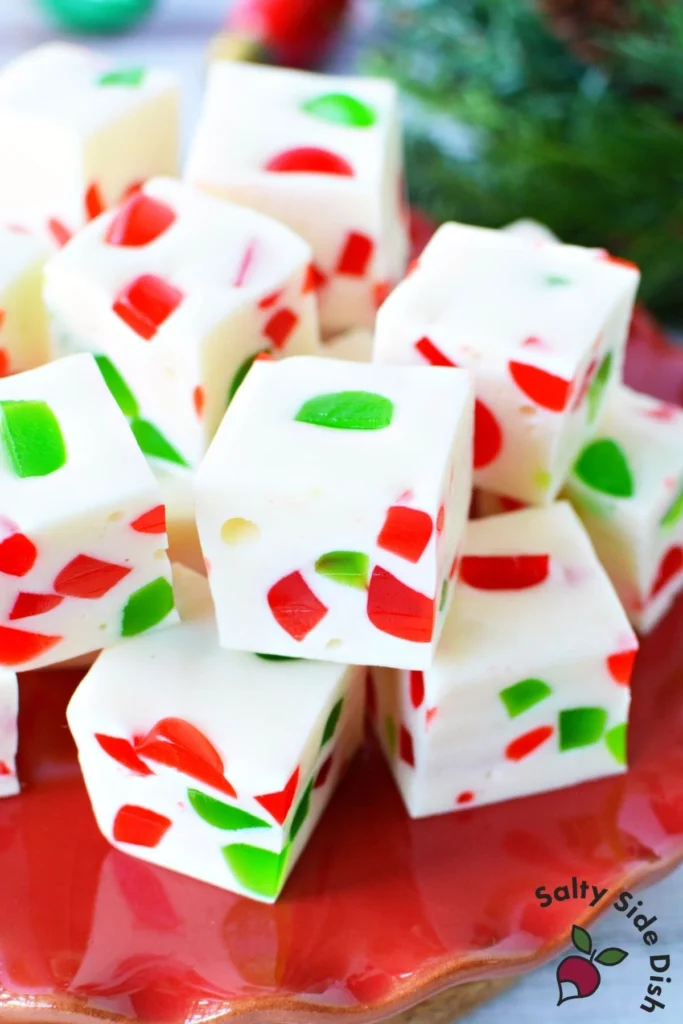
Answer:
384, 714, 397, 755
130, 417, 188, 466
121, 577, 175, 637
545, 274, 572, 286
499, 678, 553, 718
439, 580, 449, 612
255, 653, 301, 662
295, 391, 394, 431
661, 485, 683, 529
0, 400, 67, 478
95, 354, 139, 417
315, 550, 369, 590
223, 842, 290, 900
97, 67, 146, 87
188, 789, 271, 831
573, 438, 634, 498
290, 779, 314, 842
302, 92, 377, 128
321, 698, 344, 746
227, 350, 269, 407
605, 723, 628, 766
587, 351, 613, 423
559, 707, 608, 751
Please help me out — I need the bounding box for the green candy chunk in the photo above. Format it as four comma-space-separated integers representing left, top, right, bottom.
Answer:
121, 577, 175, 637
545, 274, 571, 286
573, 438, 634, 498
295, 391, 394, 431
439, 580, 448, 612
290, 779, 314, 842
0, 400, 67, 478
605, 722, 628, 766
95, 354, 139, 417
384, 714, 397, 755
227, 350, 269, 407
130, 417, 188, 466
188, 789, 271, 831
302, 92, 377, 128
661, 485, 683, 529
255, 653, 301, 662
559, 707, 608, 751
223, 843, 290, 899
97, 68, 146, 87
315, 550, 369, 590
587, 351, 613, 423
321, 698, 344, 746
499, 678, 552, 718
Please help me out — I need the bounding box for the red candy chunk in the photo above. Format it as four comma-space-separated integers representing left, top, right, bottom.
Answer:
377, 506, 434, 564
456, 791, 475, 805
113, 274, 183, 340
0, 532, 37, 577
264, 147, 353, 176
509, 361, 572, 412
473, 399, 503, 469
105, 193, 176, 247
135, 716, 235, 796
267, 571, 328, 641
233, 242, 256, 287
54, 554, 131, 599
255, 766, 300, 824
336, 232, 374, 277
414, 336, 454, 367
399, 725, 415, 767
314, 756, 333, 789
0, 349, 9, 377
572, 357, 598, 411
651, 546, 683, 598
367, 566, 435, 643
9, 592, 63, 620
193, 386, 205, 418
505, 725, 554, 761
0, 624, 62, 666
302, 263, 327, 294
264, 308, 298, 350
113, 805, 171, 847
410, 670, 425, 709
460, 553, 550, 590
85, 182, 106, 221
258, 288, 283, 309
607, 649, 638, 686
47, 218, 72, 248
130, 505, 167, 535
95, 734, 153, 776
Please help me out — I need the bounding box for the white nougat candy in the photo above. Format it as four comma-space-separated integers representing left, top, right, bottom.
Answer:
371, 503, 637, 818
374, 222, 640, 505
0, 354, 177, 671
44, 177, 319, 470
565, 386, 683, 633
0, 44, 179, 244
154, 465, 204, 575
195, 357, 474, 669
67, 569, 365, 904
186, 61, 409, 335
0, 227, 50, 376
322, 328, 374, 364
0, 669, 18, 798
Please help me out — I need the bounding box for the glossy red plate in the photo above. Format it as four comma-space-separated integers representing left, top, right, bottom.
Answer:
1, 254, 683, 1024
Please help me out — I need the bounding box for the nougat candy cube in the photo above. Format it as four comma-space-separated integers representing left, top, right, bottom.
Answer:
186, 61, 409, 335
371, 503, 637, 818
67, 569, 365, 903
374, 222, 640, 505
0, 227, 49, 376
0, 669, 18, 798
154, 465, 203, 575
566, 386, 683, 632
322, 328, 374, 364
195, 357, 473, 669
44, 177, 319, 470
0, 354, 176, 671
0, 44, 178, 244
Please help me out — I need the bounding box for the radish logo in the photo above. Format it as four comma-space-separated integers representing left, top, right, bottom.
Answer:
556, 924, 629, 1006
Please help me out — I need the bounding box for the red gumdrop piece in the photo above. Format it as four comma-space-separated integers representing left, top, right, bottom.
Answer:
509, 361, 572, 412
571, 357, 598, 411
135, 717, 236, 798
0, 348, 8, 377
9, 592, 63, 620
255, 766, 300, 824
314, 755, 333, 789
460, 553, 550, 590
267, 571, 328, 641
47, 218, 72, 248
264, 146, 354, 176
456, 791, 475, 805
113, 805, 171, 847
0, 625, 62, 666
105, 193, 176, 247
426, 706, 438, 726
651, 546, 683, 598
474, 399, 503, 469
302, 263, 327, 294
436, 504, 445, 533
193, 385, 205, 418
414, 336, 454, 367
499, 495, 527, 512
410, 670, 425, 709
0, 533, 38, 577
85, 182, 106, 221
233, 241, 256, 288
367, 566, 435, 643
505, 725, 554, 761
336, 232, 374, 276
0, 762, 11, 776
377, 505, 434, 563
95, 734, 153, 776
606, 649, 638, 685
143, 718, 225, 773
130, 505, 167, 534
54, 554, 131, 598
373, 280, 392, 309
399, 725, 415, 767
264, 308, 298, 350
258, 289, 282, 310
113, 274, 183, 340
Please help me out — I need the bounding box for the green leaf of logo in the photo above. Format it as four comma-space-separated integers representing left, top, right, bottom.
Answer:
572, 924, 592, 955
595, 947, 629, 966
294, 391, 394, 431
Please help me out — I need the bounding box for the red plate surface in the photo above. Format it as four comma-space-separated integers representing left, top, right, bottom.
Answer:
1, 238, 683, 1024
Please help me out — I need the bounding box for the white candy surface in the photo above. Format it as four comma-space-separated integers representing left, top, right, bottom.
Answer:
565, 385, 683, 632
186, 60, 409, 335
0, 354, 176, 671
0, 669, 18, 798
195, 356, 473, 669
374, 222, 640, 505
0, 227, 49, 375
372, 503, 637, 818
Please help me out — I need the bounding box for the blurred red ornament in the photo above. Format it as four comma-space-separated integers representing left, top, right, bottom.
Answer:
219, 0, 352, 68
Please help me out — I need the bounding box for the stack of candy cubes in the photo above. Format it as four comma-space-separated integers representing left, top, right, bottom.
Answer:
0, 43, 680, 905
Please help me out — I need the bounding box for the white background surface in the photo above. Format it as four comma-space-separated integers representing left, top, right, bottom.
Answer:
0, 0, 681, 1020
